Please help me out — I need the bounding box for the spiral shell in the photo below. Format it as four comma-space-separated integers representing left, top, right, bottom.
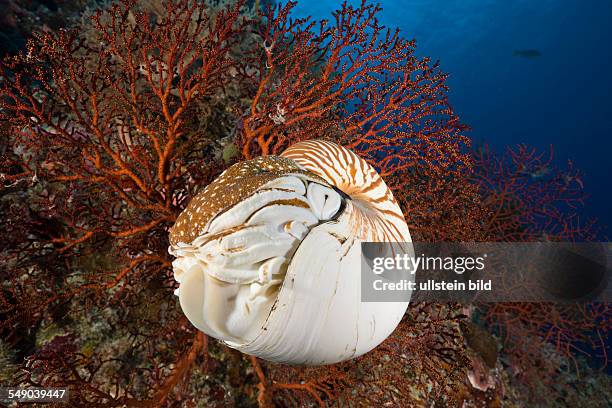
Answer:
169, 140, 413, 365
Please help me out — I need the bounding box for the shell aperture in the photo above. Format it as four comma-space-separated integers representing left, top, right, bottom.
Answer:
169, 140, 413, 365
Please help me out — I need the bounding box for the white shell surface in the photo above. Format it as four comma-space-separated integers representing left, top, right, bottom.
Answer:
229, 201, 413, 364
170, 140, 413, 365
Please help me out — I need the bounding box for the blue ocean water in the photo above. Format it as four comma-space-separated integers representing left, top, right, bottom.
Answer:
293, 0, 612, 236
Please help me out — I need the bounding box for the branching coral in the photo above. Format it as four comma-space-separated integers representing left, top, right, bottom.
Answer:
238, 0, 484, 241
471, 144, 610, 404
472, 144, 595, 242
1, 0, 253, 404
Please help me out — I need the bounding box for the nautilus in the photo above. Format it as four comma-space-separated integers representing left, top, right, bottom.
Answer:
169, 140, 413, 365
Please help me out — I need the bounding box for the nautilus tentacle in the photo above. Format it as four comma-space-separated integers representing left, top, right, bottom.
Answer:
169, 140, 413, 365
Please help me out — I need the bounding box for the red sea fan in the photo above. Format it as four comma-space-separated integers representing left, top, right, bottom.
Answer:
1, 0, 251, 405
238, 0, 484, 241
472, 143, 596, 242
472, 144, 610, 403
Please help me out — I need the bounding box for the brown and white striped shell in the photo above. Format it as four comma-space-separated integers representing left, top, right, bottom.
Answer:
282, 140, 410, 243
169, 140, 413, 365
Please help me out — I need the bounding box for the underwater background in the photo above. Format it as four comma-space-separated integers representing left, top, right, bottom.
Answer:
0, 0, 610, 406
294, 0, 612, 237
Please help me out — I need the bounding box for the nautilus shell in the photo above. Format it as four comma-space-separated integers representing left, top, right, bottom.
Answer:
169, 140, 413, 365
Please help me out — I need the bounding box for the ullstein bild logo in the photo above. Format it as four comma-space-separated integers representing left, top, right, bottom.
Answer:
360, 242, 611, 303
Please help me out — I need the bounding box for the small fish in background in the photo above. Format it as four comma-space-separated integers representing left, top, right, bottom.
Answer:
513, 49, 543, 58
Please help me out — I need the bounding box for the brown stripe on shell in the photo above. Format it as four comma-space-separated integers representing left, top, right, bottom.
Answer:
281, 140, 410, 243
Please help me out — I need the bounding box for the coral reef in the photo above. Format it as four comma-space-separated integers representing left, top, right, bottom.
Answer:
0, 0, 609, 406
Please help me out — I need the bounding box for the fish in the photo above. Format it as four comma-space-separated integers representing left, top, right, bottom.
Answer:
513, 49, 542, 58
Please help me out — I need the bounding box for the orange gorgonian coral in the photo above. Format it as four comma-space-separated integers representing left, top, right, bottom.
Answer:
470, 144, 610, 403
